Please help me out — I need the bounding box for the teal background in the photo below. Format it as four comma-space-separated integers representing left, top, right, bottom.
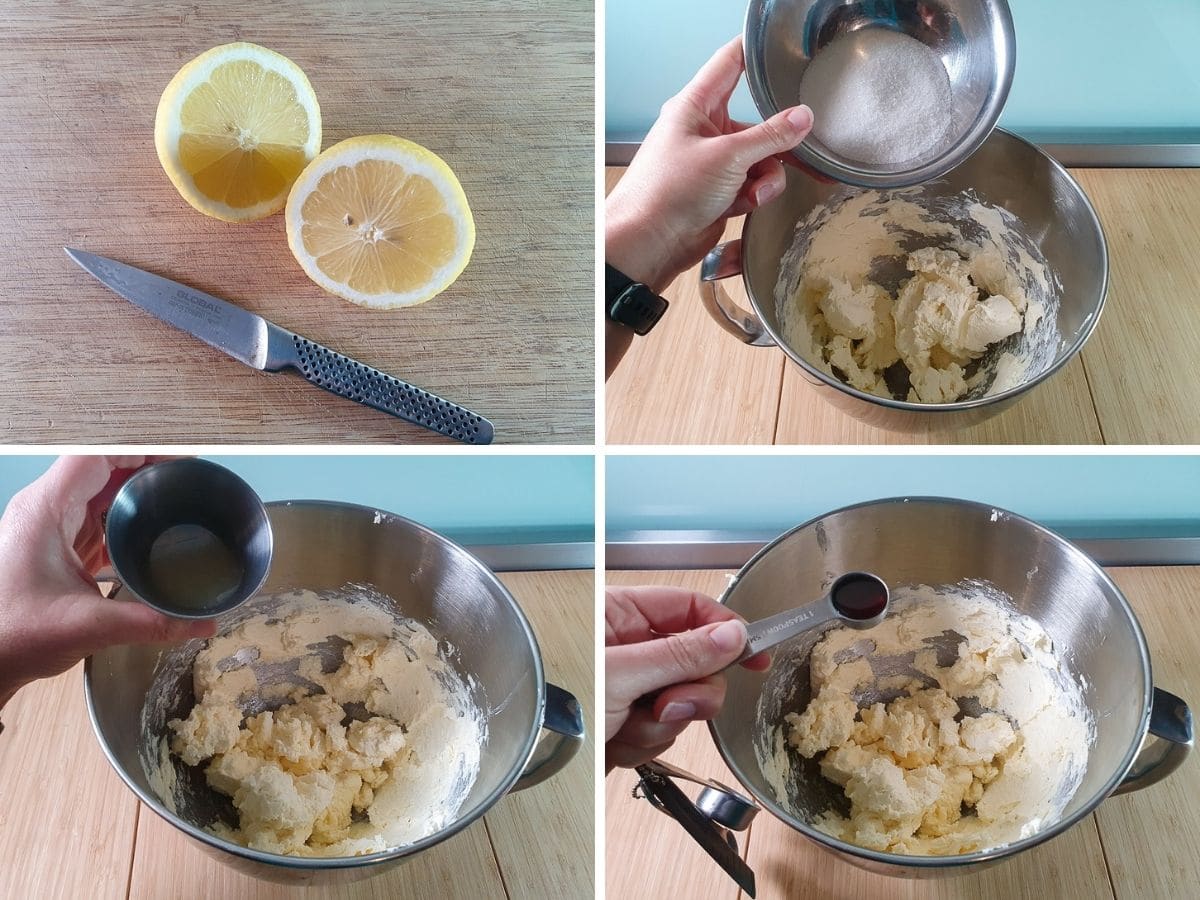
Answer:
606, 455, 1200, 538
0, 456, 595, 543
605, 0, 1200, 142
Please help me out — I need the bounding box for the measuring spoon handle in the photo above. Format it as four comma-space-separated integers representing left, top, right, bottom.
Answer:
737, 595, 838, 664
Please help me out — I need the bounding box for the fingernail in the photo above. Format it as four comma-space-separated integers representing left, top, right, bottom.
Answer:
709, 619, 747, 653
660, 701, 697, 722
755, 180, 783, 206
787, 105, 813, 130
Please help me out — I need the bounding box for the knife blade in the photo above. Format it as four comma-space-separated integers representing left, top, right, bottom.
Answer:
65, 248, 494, 444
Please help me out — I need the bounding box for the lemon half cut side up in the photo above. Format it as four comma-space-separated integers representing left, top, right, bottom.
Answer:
285, 135, 476, 309
155, 42, 322, 222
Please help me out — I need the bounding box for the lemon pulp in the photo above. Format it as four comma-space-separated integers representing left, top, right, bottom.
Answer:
156, 43, 321, 222
285, 136, 474, 308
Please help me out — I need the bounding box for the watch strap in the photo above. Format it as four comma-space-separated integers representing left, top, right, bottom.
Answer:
606, 264, 669, 336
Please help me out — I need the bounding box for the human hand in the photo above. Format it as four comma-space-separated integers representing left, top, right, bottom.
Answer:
0, 456, 216, 710
605, 36, 815, 298
605, 585, 769, 770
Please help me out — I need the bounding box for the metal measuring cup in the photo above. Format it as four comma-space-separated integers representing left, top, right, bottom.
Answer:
101, 458, 273, 619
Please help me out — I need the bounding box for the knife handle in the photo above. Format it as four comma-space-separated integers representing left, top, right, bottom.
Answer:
288, 336, 495, 444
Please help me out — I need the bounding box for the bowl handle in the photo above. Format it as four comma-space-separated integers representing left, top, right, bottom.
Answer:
512, 682, 585, 791
1111, 687, 1193, 796
700, 240, 776, 347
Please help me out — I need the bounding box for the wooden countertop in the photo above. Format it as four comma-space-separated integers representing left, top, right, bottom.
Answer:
0, 570, 594, 899
605, 167, 1200, 444
605, 568, 1199, 900
0, 3, 593, 444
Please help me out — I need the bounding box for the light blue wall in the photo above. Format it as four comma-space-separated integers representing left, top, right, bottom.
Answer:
607, 455, 1200, 538
606, 0, 1200, 141
6, 455, 1197, 544
0, 455, 595, 543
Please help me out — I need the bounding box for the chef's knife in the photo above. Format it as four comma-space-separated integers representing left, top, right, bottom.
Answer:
65, 248, 494, 444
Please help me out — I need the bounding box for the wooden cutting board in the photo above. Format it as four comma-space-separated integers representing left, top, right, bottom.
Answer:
605, 167, 1200, 445
0, 2, 593, 444
0, 569, 595, 899
606, 568, 1200, 900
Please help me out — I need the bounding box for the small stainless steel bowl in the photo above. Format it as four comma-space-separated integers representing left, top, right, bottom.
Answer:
744, 0, 1016, 187
105, 458, 272, 619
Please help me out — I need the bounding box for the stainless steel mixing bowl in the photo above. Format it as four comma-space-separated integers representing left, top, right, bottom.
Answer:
701, 128, 1108, 433
85, 500, 585, 884
744, 0, 1015, 187
709, 497, 1192, 876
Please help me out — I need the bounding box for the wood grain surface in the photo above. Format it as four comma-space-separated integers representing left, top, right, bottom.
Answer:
605, 567, 1200, 900
1093, 567, 1200, 900
605, 166, 1200, 445
0, 569, 594, 899
1071, 171, 1200, 445
0, 2, 593, 444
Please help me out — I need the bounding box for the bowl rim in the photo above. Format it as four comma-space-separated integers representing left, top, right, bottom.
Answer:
742, 0, 1018, 188
708, 495, 1154, 869
84, 498, 549, 871
740, 127, 1110, 414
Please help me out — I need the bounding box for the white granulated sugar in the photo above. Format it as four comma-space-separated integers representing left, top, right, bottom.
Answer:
799, 27, 952, 167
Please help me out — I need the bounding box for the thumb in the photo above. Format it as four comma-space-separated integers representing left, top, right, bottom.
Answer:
66, 594, 216, 655
724, 105, 813, 167
608, 619, 748, 703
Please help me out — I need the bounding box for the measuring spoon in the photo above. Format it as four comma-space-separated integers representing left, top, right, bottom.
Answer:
735, 571, 889, 664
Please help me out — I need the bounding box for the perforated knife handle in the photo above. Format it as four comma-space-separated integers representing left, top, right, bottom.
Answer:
286, 335, 494, 444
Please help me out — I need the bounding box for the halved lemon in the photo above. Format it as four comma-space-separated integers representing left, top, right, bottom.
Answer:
155, 43, 322, 222
284, 135, 475, 308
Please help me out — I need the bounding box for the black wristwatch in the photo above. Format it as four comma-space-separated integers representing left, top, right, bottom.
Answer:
605, 264, 669, 336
